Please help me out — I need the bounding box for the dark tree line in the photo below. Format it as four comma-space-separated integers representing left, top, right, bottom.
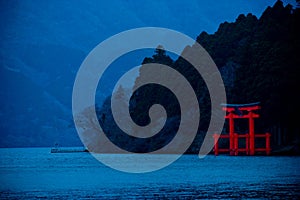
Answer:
196, 0, 300, 151
97, 1, 300, 154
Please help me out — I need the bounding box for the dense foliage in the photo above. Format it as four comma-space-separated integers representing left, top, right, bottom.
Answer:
98, 1, 300, 154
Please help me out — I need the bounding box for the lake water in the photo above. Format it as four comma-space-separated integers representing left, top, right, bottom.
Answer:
0, 148, 299, 199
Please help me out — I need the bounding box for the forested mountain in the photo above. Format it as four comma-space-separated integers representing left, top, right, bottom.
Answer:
197, 0, 300, 153
98, 0, 300, 154
2, 0, 273, 148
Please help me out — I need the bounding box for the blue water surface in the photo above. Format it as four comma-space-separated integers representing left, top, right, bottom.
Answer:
0, 148, 299, 199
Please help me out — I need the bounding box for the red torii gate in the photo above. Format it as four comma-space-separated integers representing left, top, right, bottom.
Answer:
213, 102, 271, 156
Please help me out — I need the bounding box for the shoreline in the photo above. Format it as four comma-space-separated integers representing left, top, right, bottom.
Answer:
0, 146, 299, 156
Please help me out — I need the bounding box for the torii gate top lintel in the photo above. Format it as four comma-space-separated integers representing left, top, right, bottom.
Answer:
221, 102, 261, 113
221, 102, 260, 108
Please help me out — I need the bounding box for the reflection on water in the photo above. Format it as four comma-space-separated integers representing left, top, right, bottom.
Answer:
0, 148, 299, 199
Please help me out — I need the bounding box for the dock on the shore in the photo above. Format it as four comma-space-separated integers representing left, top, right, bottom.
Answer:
50, 147, 88, 153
